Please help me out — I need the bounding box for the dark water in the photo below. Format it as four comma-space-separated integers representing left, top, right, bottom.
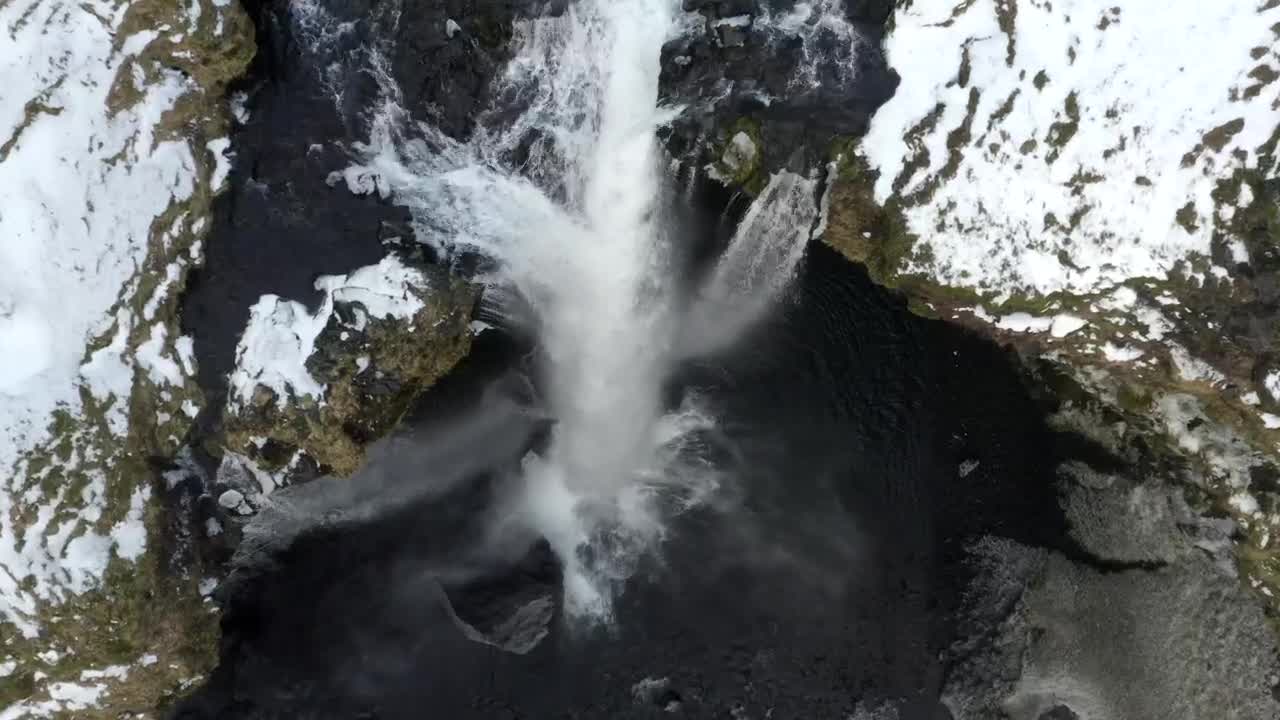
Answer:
173, 240, 1079, 720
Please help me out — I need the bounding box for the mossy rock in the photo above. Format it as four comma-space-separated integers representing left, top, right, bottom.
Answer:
222, 272, 477, 478
710, 116, 767, 195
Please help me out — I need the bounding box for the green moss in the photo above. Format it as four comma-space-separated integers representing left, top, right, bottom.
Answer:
3, 510, 221, 718
1204, 117, 1246, 153
1245, 64, 1279, 100
985, 88, 1020, 134
954, 42, 973, 88
1115, 382, 1153, 413
0, 671, 38, 709
823, 155, 919, 288
710, 116, 766, 195
1174, 202, 1199, 233
891, 102, 945, 195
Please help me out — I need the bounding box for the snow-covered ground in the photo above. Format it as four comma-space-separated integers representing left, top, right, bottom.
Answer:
862, 0, 1280, 296
0, 0, 249, 712
859, 0, 1280, 447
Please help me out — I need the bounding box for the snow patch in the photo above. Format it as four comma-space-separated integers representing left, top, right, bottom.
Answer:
207, 137, 232, 189
1169, 345, 1226, 385
0, 0, 224, 635
1050, 314, 1087, 338
137, 323, 186, 387
996, 312, 1053, 333
228, 255, 430, 407
110, 486, 150, 561
1266, 371, 1280, 402
1102, 343, 1144, 363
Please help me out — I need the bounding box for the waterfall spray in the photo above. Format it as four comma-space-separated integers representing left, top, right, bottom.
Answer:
324, 0, 822, 619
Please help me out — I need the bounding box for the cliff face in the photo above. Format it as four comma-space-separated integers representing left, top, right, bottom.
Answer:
661, 0, 1280, 622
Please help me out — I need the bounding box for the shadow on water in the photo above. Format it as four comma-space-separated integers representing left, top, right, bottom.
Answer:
173, 241, 1081, 720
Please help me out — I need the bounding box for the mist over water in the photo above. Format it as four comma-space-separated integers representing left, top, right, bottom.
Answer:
322, 0, 823, 618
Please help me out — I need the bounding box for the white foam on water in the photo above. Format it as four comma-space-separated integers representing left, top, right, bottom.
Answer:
757, 0, 866, 91
310, 0, 822, 619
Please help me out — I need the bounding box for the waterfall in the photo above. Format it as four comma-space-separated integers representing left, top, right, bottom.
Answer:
321, 0, 823, 620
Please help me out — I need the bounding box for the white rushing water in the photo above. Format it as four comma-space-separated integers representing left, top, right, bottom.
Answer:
326, 0, 823, 619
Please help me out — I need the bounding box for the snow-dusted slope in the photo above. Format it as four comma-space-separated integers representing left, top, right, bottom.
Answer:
862, 0, 1279, 296
0, 0, 252, 712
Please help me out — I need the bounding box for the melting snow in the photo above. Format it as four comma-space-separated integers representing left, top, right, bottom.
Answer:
1170, 345, 1227, 385
0, 0, 195, 472
228, 255, 430, 407
1266, 371, 1280, 401
1102, 343, 1144, 363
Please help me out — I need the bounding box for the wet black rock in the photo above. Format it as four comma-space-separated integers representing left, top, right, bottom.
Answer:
388, 0, 569, 140
440, 539, 561, 654
659, 0, 898, 183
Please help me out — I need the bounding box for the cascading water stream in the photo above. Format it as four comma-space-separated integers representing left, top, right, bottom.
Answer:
326, 0, 826, 619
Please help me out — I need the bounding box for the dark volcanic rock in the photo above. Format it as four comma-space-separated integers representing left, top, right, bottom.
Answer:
181, 0, 565, 405
660, 0, 898, 184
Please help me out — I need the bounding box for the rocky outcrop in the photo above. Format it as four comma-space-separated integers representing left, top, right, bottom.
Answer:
0, 0, 561, 713
945, 537, 1279, 719
219, 257, 476, 482
659, 0, 897, 189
